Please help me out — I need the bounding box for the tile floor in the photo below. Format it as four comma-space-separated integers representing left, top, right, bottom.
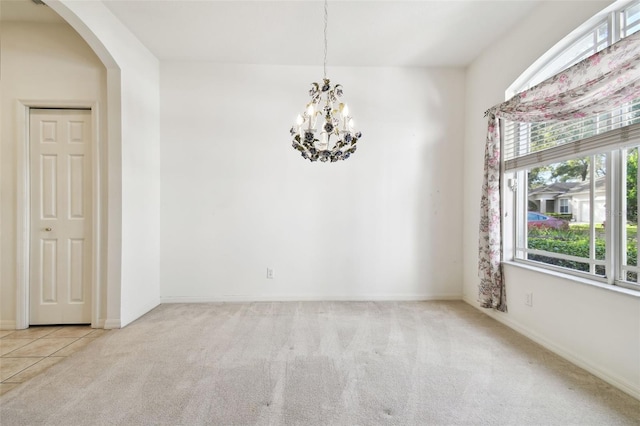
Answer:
0, 325, 108, 396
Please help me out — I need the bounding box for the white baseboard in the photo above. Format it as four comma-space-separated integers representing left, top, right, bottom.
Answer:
161, 294, 463, 303
463, 296, 640, 401
0, 320, 17, 330
103, 319, 121, 329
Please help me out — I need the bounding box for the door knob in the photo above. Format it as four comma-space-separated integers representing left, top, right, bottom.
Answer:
45, 227, 52, 232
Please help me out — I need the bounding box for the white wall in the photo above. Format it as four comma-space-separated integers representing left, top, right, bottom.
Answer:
463, 0, 640, 398
0, 22, 108, 328
160, 64, 464, 301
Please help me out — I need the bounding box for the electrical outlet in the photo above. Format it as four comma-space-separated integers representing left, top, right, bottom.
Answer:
525, 292, 533, 307
266, 268, 274, 279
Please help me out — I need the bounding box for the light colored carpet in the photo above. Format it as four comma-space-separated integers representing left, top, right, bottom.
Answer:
0, 301, 638, 425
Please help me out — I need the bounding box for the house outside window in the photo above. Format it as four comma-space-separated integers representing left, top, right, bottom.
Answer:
505, 0, 640, 291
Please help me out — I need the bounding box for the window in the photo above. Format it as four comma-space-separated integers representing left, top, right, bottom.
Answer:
505, 0, 640, 292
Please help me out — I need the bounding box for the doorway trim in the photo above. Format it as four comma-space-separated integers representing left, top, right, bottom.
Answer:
16, 99, 102, 329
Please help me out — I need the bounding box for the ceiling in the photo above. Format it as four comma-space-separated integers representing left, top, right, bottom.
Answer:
1, 0, 540, 67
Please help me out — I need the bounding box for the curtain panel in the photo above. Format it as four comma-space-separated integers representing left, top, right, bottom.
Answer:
478, 30, 640, 312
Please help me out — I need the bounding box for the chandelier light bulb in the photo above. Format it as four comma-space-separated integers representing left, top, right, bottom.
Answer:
342, 103, 349, 118
296, 114, 304, 126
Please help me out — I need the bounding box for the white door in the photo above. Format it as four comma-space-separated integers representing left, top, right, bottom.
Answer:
29, 109, 92, 325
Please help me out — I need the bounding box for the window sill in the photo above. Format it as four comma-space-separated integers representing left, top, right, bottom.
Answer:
503, 260, 640, 299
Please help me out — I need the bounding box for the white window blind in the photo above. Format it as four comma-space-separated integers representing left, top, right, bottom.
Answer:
503, 99, 640, 171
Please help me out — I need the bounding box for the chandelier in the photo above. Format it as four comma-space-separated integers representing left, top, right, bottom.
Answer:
289, 0, 362, 162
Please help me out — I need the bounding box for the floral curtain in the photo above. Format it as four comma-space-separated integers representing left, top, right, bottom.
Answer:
478, 30, 640, 312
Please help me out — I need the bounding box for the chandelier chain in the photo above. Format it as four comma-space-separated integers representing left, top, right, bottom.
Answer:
323, 0, 328, 79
